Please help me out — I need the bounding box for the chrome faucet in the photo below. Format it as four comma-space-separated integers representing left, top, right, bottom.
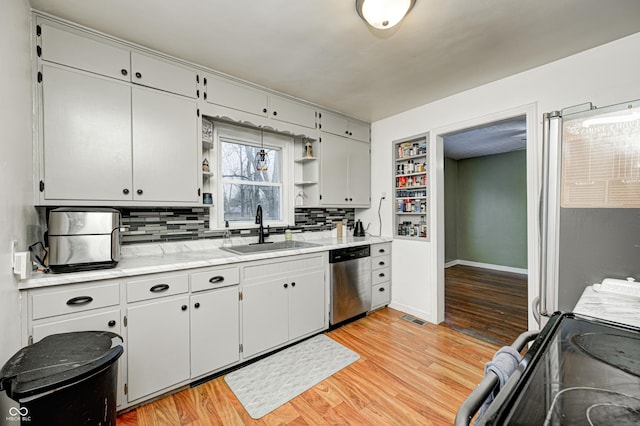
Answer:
255, 204, 265, 244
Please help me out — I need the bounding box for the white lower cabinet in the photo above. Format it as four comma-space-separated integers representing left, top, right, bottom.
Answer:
126, 294, 190, 402
242, 254, 327, 359
190, 286, 240, 379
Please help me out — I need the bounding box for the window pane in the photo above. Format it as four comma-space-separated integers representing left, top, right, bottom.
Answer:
223, 184, 281, 222
221, 141, 280, 183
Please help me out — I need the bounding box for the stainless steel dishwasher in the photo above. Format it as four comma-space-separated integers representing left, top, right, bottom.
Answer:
329, 245, 371, 326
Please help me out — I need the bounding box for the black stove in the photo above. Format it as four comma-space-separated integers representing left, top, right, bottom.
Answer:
480, 312, 640, 425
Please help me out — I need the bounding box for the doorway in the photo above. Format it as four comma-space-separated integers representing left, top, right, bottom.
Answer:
430, 103, 539, 335
441, 117, 528, 345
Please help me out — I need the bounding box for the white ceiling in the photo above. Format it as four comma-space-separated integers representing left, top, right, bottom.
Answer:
443, 117, 526, 160
28, 0, 640, 123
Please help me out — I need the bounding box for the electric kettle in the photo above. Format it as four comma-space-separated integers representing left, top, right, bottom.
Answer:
353, 220, 365, 237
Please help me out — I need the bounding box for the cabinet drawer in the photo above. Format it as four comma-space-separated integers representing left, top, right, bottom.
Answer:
32, 308, 121, 343
32, 281, 120, 320
371, 283, 391, 309
127, 273, 189, 303
191, 266, 240, 292
372, 254, 391, 270
371, 243, 391, 257
372, 267, 391, 286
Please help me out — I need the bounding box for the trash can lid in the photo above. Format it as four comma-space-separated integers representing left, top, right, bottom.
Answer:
0, 331, 123, 400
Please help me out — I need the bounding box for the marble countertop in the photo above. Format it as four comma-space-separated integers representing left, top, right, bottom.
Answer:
574, 286, 640, 328
20, 232, 392, 290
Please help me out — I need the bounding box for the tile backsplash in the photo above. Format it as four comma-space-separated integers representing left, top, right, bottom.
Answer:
117, 207, 354, 245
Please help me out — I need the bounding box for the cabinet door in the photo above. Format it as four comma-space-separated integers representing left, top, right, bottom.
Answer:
349, 121, 370, 142
289, 270, 325, 341
127, 295, 190, 402
242, 278, 289, 358
320, 111, 349, 137
132, 87, 199, 203
320, 133, 349, 205
348, 140, 371, 206
190, 287, 240, 378
205, 75, 268, 117
42, 65, 133, 201
270, 95, 316, 129
32, 309, 121, 343
40, 24, 130, 81
131, 52, 197, 99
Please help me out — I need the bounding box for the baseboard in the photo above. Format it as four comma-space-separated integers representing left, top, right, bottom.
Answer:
445, 259, 527, 275
388, 302, 434, 324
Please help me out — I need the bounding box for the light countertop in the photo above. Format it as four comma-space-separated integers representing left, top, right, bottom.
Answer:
573, 285, 640, 328
20, 232, 392, 290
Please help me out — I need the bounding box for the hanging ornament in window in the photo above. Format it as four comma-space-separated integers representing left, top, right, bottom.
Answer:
254, 130, 270, 172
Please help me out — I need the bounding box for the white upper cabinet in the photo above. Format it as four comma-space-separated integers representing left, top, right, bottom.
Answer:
269, 95, 317, 129
319, 110, 370, 142
319, 133, 371, 207
41, 65, 133, 201
39, 23, 130, 81
131, 86, 199, 203
130, 52, 198, 99
205, 75, 268, 117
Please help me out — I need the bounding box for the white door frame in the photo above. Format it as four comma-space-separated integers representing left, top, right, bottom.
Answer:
429, 103, 539, 330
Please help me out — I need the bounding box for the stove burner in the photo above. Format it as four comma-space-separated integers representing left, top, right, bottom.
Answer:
544, 388, 640, 426
572, 333, 640, 377
587, 403, 640, 426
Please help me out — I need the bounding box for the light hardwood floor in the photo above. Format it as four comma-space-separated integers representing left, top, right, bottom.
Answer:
117, 308, 498, 425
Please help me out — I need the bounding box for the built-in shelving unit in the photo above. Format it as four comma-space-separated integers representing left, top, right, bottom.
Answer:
393, 133, 429, 240
201, 118, 214, 206
294, 137, 319, 206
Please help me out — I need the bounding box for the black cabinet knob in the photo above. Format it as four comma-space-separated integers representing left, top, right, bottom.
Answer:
273, 111, 278, 116
378, 249, 385, 253
349, 132, 353, 136
135, 72, 142, 79
137, 189, 143, 195
181, 305, 188, 311
108, 320, 116, 327
345, 197, 348, 201
262, 108, 267, 113
123, 188, 130, 195
194, 302, 200, 308
345, 130, 349, 135
350, 198, 353, 201
283, 283, 288, 288
291, 282, 296, 287
378, 261, 385, 266
378, 287, 386, 292
379, 273, 385, 278
121, 69, 128, 76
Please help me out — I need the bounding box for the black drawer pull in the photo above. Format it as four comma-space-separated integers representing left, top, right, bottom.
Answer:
378, 261, 385, 266
66, 296, 93, 306
378, 249, 386, 253
209, 276, 225, 284
378, 273, 385, 278
378, 287, 386, 292
108, 320, 116, 327
150, 284, 170, 293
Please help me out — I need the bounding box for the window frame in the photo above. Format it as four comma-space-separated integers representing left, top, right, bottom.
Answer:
213, 123, 293, 229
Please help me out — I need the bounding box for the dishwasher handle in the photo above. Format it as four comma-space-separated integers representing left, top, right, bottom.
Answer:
454, 330, 540, 426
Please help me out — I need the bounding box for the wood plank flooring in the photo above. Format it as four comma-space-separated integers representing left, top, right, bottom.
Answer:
444, 265, 528, 347
117, 308, 499, 425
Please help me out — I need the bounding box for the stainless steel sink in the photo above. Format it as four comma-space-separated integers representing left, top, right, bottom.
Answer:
220, 240, 321, 255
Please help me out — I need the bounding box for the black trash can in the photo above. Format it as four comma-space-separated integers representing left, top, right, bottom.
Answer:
0, 331, 123, 426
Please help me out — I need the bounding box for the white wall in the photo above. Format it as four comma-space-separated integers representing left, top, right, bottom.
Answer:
0, 0, 39, 409
362, 31, 640, 325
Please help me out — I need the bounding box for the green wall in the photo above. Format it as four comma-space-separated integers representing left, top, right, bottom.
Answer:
444, 157, 458, 262
445, 150, 527, 269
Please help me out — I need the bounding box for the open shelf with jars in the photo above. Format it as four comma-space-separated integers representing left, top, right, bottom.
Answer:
294, 136, 319, 206
393, 133, 429, 240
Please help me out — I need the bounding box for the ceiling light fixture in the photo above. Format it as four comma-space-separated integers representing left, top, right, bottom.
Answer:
356, 0, 416, 30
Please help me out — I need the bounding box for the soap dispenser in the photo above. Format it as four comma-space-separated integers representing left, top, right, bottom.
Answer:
222, 221, 232, 247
